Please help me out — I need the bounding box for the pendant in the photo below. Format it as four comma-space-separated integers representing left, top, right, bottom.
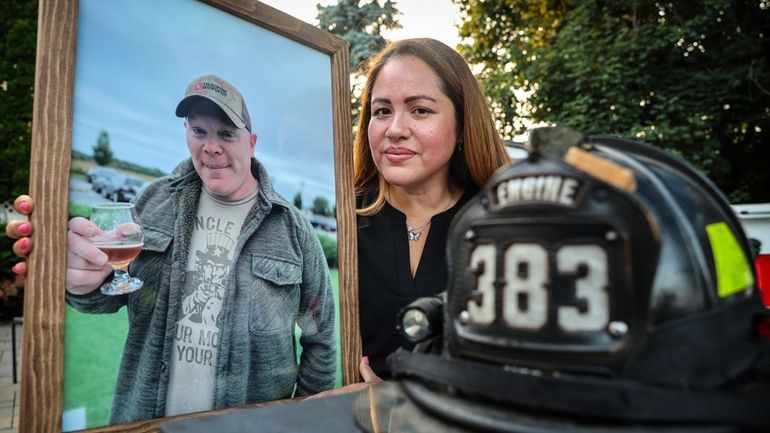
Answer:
407, 226, 422, 241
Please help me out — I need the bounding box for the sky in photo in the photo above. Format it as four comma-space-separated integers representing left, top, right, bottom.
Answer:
71, 0, 337, 206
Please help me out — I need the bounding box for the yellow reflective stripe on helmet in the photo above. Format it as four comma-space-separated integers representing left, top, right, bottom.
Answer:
706, 221, 755, 298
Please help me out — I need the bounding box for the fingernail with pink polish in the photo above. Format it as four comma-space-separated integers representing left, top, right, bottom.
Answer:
11, 263, 22, 274
362, 356, 369, 365
19, 223, 31, 235
19, 202, 30, 213
18, 239, 29, 250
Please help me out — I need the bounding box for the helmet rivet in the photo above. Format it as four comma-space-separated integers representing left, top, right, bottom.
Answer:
605, 230, 618, 242
459, 310, 470, 324
465, 230, 476, 241
608, 321, 629, 337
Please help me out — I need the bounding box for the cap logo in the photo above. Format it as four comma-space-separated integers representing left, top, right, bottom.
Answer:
492, 175, 581, 209
178, 75, 250, 131
194, 81, 228, 98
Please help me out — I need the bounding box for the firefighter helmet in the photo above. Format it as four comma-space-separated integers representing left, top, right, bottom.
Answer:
389, 127, 769, 431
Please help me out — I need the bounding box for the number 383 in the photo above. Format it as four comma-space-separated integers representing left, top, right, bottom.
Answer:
467, 243, 610, 332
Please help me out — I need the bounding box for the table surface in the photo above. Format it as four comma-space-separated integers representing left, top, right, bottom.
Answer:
159, 392, 363, 433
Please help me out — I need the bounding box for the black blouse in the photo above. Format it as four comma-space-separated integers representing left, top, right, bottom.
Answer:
357, 190, 475, 378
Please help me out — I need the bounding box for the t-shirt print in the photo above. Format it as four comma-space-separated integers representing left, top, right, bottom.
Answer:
174, 230, 232, 369
182, 231, 232, 327
165, 189, 256, 416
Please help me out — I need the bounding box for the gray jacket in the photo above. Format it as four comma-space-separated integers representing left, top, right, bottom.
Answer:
67, 158, 337, 424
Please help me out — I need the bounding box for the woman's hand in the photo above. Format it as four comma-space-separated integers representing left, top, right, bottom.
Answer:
5, 195, 34, 278
358, 356, 383, 383
4, 194, 111, 294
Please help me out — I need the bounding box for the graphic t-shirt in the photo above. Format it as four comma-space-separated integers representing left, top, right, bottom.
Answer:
165, 188, 257, 416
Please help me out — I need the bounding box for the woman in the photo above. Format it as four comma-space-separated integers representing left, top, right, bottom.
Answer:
354, 38, 510, 379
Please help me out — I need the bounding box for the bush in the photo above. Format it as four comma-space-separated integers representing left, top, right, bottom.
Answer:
0, 226, 24, 322
70, 203, 91, 219
316, 232, 338, 269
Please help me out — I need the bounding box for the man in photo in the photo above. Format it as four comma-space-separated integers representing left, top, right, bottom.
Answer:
61, 75, 337, 423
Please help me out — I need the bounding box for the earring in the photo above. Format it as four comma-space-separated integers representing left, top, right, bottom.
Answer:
456, 138, 464, 152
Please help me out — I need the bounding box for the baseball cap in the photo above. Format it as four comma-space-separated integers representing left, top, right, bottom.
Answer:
175, 75, 252, 131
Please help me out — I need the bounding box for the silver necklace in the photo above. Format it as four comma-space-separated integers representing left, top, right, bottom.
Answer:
406, 197, 455, 242
406, 221, 431, 241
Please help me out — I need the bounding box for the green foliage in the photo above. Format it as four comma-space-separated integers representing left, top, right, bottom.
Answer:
112, 158, 165, 178
317, 0, 402, 120
93, 130, 114, 166
317, 0, 402, 70
456, 0, 770, 202
0, 0, 37, 201
0, 0, 35, 319
0, 226, 24, 322
72, 149, 166, 178
69, 202, 92, 219
311, 196, 331, 216
293, 191, 303, 210
316, 232, 338, 268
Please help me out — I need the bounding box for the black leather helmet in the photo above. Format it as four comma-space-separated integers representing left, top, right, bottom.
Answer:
390, 127, 769, 431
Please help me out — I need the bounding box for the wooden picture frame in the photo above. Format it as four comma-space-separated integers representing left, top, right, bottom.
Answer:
23, 0, 359, 432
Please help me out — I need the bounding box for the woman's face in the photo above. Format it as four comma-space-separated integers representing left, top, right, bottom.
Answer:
367, 56, 458, 192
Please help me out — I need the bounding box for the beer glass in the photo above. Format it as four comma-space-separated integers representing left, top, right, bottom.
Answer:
89, 203, 145, 295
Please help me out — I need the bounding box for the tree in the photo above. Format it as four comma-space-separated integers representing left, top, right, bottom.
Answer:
456, 0, 770, 202
0, 0, 37, 200
0, 0, 36, 318
93, 130, 114, 166
293, 191, 303, 210
317, 0, 402, 71
317, 0, 402, 120
311, 196, 331, 216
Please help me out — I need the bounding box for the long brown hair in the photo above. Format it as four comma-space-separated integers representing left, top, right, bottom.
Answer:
353, 38, 510, 215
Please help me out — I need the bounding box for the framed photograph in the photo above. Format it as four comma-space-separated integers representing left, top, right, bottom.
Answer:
23, 0, 359, 432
